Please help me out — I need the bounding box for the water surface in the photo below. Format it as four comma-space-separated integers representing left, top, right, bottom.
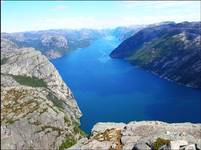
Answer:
52, 36, 201, 133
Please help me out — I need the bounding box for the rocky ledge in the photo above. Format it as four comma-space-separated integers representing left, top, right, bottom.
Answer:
71, 121, 201, 150
1, 38, 84, 149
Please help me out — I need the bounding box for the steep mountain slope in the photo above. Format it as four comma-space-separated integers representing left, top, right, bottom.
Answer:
1, 38, 84, 149
111, 25, 144, 41
110, 22, 201, 88
2, 29, 103, 59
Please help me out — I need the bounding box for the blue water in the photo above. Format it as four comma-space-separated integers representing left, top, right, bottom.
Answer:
52, 36, 201, 133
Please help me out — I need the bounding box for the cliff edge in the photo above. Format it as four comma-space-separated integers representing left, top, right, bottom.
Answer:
1, 38, 84, 149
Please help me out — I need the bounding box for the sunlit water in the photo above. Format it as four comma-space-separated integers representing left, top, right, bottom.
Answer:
52, 36, 201, 133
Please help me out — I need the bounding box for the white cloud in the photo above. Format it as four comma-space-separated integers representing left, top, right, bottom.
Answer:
35, 17, 103, 30
121, 1, 200, 9
31, 11, 200, 31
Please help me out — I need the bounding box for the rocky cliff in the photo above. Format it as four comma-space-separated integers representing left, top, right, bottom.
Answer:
1, 29, 102, 59
70, 121, 201, 150
110, 22, 201, 89
1, 38, 84, 149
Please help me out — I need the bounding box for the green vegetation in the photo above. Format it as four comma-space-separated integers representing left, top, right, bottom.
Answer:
11, 75, 47, 87
128, 49, 156, 65
127, 38, 167, 66
35, 125, 63, 134
41, 125, 63, 132
153, 138, 170, 150
46, 93, 65, 110
127, 36, 182, 66
73, 122, 87, 136
1, 57, 8, 65
64, 115, 69, 123
5, 119, 15, 125
59, 137, 76, 150
28, 145, 34, 150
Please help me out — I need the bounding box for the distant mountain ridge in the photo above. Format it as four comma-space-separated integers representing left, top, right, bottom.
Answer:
1, 26, 146, 59
1, 29, 103, 59
110, 21, 201, 88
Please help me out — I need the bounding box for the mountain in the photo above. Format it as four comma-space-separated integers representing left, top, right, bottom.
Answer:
1, 38, 84, 149
110, 22, 201, 88
111, 25, 145, 41
1, 26, 146, 60
1, 35, 201, 150
1, 29, 103, 59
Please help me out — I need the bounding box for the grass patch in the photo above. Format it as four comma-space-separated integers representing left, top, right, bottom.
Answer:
59, 137, 76, 150
11, 75, 47, 87
153, 138, 170, 150
41, 125, 63, 132
1, 57, 8, 65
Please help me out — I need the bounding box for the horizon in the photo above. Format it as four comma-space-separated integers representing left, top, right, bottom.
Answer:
1, 1, 200, 33
1, 20, 200, 34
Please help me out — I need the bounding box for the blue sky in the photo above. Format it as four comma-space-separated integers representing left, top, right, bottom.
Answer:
1, 1, 200, 33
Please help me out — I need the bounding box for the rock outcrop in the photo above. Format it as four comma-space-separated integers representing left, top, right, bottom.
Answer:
110, 21, 201, 89
71, 121, 201, 150
1, 38, 84, 149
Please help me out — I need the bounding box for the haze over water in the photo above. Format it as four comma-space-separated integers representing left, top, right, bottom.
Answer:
52, 35, 201, 133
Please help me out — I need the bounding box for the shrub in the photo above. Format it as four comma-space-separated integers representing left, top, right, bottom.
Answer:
11, 75, 47, 87
1, 57, 8, 65
59, 137, 76, 150
46, 93, 65, 110
153, 138, 170, 150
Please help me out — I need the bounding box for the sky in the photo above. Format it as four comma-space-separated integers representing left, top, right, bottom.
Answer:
1, 1, 200, 33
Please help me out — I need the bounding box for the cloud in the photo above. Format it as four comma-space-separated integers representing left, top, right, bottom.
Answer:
32, 9, 200, 31
120, 1, 200, 9
35, 16, 129, 30
35, 17, 102, 29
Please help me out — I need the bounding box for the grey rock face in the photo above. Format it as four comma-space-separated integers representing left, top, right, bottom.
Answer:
1, 39, 83, 149
72, 121, 201, 150
133, 142, 151, 150
41, 35, 68, 49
